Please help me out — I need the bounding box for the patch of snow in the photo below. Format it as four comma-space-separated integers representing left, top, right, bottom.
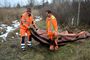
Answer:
12, 37, 14, 39
16, 32, 19, 35
0, 20, 20, 41
35, 16, 42, 22
0, 32, 9, 41
35, 19, 40, 22
1, 32, 3, 35
6, 26, 14, 32
0, 24, 7, 27
0, 27, 3, 29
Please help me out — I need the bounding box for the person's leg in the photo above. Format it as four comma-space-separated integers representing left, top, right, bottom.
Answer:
20, 29, 26, 50
54, 32, 59, 50
60, 30, 69, 34
77, 31, 87, 38
48, 32, 54, 50
27, 30, 32, 47
54, 39, 58, 50
21, 36, 25, 49
84, 31, 90, 37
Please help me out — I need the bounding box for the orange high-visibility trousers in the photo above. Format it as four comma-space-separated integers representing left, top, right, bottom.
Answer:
20, 28, 31, 43
20, 29, 31, 37
47, 31, 54, 40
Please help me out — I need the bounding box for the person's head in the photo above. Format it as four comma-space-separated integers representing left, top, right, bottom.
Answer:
26, 8, 31, 16
46, 10, 52, 17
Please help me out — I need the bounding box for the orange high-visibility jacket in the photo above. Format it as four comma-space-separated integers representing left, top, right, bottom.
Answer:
46, 15, 58, 33
20, 12, 33, 30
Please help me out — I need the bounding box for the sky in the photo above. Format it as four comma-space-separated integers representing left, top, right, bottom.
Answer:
0, 0, 52, 7
0, 0, 78, 7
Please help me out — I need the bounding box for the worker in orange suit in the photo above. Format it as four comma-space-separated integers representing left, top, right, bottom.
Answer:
46, 10, 58, 51
20, 8, 38, 50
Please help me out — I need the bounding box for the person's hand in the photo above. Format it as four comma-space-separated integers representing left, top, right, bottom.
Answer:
36, 28, 39, 31
54, 31, 58, 36
28, 26, 31, 30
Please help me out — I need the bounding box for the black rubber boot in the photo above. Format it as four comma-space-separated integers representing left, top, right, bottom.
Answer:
21, 36, 25, 51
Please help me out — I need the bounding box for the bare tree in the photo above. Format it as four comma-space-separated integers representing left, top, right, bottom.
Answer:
28, 0, 35, 7
3, 0, 11, 8
16, 3, 21, 8
42, 0, 45, 7
77, 0, 81, 26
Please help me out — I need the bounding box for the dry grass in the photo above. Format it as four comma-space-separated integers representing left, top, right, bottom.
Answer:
32, 9, 40, 16
0, 8, 42, 25
0, 8, 25, 25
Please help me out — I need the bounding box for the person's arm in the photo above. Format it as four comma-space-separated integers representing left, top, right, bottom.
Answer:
58, 31, 77, 36
52, 18, 58, 37
31, 17, 39, 30
20, 15, 29, 28
58, 33, 77, 36
52, 19, 58, 32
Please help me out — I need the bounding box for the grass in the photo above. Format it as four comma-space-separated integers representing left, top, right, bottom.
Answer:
0, 8, 40, 25
36, 20, 46, 29
0, 8, 23, 25
0, 37, 90, 60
